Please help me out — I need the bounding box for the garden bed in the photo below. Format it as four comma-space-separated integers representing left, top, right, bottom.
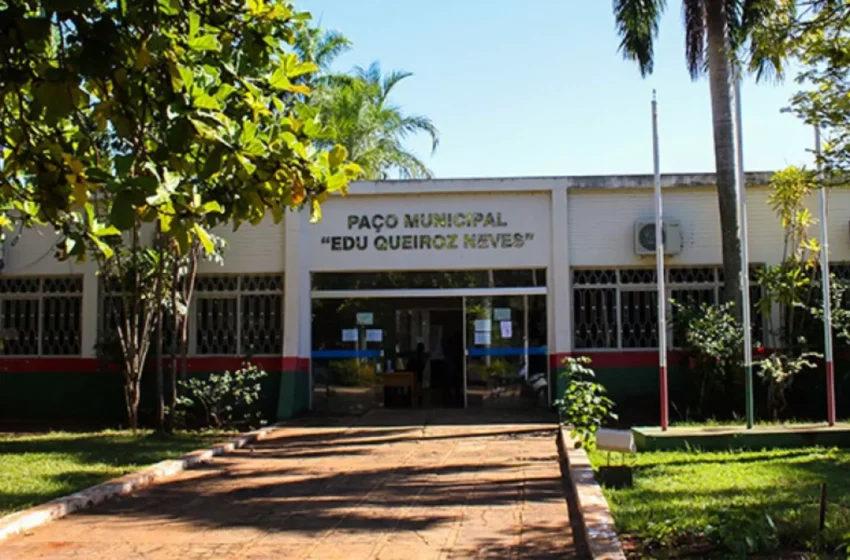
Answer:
0, 430, 233, 516
589, 446, 850, 557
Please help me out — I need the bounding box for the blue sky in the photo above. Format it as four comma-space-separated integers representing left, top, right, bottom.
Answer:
299, 0, 814, 179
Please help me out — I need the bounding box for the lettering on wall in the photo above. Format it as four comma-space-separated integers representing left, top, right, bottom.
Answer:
319, 212, 536, 252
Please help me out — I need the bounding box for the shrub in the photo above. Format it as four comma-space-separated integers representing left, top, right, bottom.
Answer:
554, 357, 616, 450
671, 300, 744, 418
177, 361, 268, 429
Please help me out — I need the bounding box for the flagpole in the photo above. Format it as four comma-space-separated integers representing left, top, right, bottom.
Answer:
814, 125, 836, 427
734, 79, 755, 429
652, 91, 669, 432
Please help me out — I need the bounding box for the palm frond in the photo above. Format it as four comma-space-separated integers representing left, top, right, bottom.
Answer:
683, 0, 707, 79
740, 0, 793, 82
316, 30, 353, 70
614, 0, 667, 77
381, 69, 414, 101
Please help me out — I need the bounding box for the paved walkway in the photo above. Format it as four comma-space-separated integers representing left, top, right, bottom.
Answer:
0, 410, 577, 559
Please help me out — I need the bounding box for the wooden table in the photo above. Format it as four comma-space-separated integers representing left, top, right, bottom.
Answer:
379, 371, 417, 407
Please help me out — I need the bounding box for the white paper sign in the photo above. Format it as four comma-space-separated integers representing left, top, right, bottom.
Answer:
494, 308, 511, 321
342, 328, 358, 342
474, 332, 491, 345
356, 312, 374, 326
366, 329, 383, 342
500, 321, 513, 339
474, 319, 492, 332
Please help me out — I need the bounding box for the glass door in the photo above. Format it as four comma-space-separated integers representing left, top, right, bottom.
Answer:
464, 294, 548, 408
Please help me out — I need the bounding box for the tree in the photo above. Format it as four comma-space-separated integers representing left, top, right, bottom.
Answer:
312, 62, 439, 180
294, 26, 352, 74
613, 0, 784, 318
779, 1, 850, 180
0, 0, 360, 429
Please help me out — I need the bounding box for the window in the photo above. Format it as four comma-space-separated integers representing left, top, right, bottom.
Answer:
573, 267, 763, 350
0, 276, 83, 356
195, 274, 282, 356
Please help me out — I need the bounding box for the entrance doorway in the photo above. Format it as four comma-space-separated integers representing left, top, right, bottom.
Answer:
310, 270, 548, 416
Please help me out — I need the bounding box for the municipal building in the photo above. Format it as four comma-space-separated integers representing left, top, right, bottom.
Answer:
1, 173, 849, 424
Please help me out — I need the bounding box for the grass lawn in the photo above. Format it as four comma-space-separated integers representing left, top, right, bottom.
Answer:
0, 430, 234, 517
589, 447, 850, 558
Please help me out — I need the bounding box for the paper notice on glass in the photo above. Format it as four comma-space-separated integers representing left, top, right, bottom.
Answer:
500, 321, 513, 339
356, 312, 374, 326
474, 331, 491, 345
494, 308, 511, 321
341, 328, 358, 342
365, 329, 383, 342
474, 319, 492, 332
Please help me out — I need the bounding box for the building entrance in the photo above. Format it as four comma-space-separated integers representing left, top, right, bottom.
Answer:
310, 270, 548, 415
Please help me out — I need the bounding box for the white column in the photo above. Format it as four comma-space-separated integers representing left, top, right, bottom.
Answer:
280, 208, 312, 417
549, 186, 572, 357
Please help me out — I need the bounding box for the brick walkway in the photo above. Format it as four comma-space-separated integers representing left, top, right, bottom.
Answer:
0, 410, 577, 559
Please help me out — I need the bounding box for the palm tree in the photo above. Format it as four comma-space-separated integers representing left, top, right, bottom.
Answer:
314, 62, 439, 180
294, 26, 352, 74
613, 1, 782, 316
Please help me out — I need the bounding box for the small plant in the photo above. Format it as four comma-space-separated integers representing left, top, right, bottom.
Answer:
705, 511, 779, 556
756, 347, 821, 420
177, 361, 268, 429
554, 357, 616, 450
672, 300, 744, 416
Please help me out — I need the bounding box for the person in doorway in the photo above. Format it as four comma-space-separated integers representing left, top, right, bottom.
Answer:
407, 342, 428, 381
442, 330, 464, 407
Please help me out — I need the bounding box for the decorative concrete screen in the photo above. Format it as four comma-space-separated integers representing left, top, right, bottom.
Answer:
309, 193, 551, 271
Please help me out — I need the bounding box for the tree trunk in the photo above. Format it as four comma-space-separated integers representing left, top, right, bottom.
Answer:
155, 304, 164, 430
167, 256, 179, 433
705, 1, 743, 321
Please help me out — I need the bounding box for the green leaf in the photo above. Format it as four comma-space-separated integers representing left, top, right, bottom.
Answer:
110, 192, 136, 231
286, 61, 318, 79
242, 139, 265, 157
269, 68, 291, 90
189, 11, 200, 38
193, 93, 221, 110
87, 233, 114, 258
237, 155, 256, 175
215, 83, 236, 101
240, 122, 258, 144
193, 223, 214, 254
200, 201, 223, 214
326, 171, 347, 193
158, 0, 179, 15
189, 34, 221, 52
200, 143, 226, 180
329, 144, 347, 169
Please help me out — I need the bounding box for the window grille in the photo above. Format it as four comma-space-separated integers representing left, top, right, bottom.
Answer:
0, 276, 83, 356
194, 274, 282, 356
99, 281, 177, 353
573, 267, 763, 350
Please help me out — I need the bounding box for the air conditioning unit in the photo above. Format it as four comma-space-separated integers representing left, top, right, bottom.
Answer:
634, 220, 683, 256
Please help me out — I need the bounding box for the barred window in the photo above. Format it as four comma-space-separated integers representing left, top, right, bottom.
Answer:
573, 267, 763, 350
0, 276, 83, 356
99, 283, 176, 351
194, 274, 282, 356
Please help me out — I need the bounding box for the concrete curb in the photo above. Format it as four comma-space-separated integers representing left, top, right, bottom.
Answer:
557, 426, 625, 560
0, 426, 277, 544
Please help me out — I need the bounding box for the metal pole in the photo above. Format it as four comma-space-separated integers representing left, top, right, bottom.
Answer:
652, 91, 669, 431
734, 79, 755, 429
814, 126, 836, 427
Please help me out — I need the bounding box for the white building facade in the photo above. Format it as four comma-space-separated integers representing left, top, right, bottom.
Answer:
1, 173, 848, 424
